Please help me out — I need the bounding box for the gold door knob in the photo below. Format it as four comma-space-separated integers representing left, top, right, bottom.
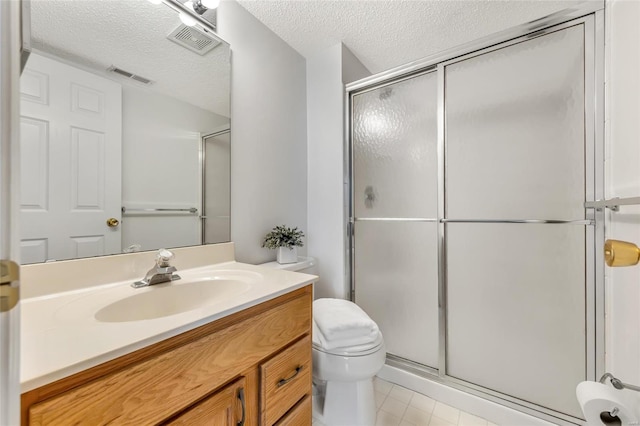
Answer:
604, 239, 640, 267
0, 260, 19, 312
106, 218, 120, 228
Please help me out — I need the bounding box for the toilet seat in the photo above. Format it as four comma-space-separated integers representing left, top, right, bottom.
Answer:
312, 330, 384, 356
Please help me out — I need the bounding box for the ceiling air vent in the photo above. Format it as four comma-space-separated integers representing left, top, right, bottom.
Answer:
167, 24, 220, 56
131, 75, 152, 85
107, 66, 154, 85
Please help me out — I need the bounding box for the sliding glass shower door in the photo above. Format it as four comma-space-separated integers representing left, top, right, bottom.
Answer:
443, 24, 589, 418
349, 13, 601, 422
352, 71, 440, 368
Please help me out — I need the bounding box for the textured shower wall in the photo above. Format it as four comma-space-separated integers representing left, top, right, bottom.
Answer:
605, 0, 640, 385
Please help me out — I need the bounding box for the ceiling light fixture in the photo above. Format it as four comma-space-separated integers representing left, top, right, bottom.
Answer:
189, 0, 208, 15
187, 0, 219, 16
154, 0, 217, 28
200, 0, 220, 9
180, 1, 198, 26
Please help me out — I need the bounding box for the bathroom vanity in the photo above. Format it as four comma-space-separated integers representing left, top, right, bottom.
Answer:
19, 244, 315, 426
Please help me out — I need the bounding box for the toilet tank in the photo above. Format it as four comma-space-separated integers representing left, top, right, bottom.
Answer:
259, 256, 317, 274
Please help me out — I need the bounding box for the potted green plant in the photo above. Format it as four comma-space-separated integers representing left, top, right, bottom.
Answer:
262, 225, 305, 264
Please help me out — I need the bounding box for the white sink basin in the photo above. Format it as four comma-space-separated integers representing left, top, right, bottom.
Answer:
95, 279, 251, 322
54, 269, 261, 323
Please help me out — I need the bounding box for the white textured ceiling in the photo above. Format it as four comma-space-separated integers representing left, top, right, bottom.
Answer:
30, 0, 230, 118
30, 0, 586, 116
236, 0, 584, 74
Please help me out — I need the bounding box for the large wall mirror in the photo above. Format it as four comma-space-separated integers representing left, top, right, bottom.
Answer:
20, 0, 231, 264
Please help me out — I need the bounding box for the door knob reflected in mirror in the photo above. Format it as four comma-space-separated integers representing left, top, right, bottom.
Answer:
106, 218, 120, 228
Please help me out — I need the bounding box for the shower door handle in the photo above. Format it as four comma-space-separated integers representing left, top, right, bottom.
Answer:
364, 186, 375, 208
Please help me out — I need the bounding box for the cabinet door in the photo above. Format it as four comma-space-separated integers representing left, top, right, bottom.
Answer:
165, 377, 246, 426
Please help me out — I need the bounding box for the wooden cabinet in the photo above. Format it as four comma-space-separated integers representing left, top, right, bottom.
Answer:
165, 378, 246, 426
274, 396, 312, 426
22, 285, 313, 426
261, 335, 312, 425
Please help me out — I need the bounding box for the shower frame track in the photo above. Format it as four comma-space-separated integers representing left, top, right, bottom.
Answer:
344, 3, 605, 425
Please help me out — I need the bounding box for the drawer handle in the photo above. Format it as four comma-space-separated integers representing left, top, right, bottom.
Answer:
277, 366, 303, 387
237, 387, 245, 426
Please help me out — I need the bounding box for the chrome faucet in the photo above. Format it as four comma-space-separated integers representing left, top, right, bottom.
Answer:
132, 249, 181, 288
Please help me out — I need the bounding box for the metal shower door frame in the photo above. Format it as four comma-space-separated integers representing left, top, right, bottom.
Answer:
345, 3, 605, 425
200, 127, 231, 245
436, 14, 603, 425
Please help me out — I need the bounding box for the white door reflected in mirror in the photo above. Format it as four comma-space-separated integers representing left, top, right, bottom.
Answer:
20, 53, 123, 264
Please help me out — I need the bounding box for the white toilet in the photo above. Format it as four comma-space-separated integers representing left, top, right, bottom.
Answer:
259, 257, 386, 426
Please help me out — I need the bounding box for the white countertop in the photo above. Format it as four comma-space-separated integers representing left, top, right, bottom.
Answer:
21, 261, 316, 393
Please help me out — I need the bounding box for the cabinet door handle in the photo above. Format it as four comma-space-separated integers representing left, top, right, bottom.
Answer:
277, 366, 303, 387
237, 387, 245, 426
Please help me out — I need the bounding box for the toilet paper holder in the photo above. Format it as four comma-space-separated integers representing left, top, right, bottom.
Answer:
600, 373, 640, 393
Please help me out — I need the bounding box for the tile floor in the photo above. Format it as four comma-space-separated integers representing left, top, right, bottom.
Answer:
312, 377, 499, 426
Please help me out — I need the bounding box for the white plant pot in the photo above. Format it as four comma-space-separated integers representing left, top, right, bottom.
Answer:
277, 246, 298, 264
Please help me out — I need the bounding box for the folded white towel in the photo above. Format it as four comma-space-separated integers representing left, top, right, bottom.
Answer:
313, 298, 379, 344
313, 321, 380, 350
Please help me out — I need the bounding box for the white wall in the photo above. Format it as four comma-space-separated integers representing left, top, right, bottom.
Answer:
306, 43, 369, 298
217, 1, 308, 265
121, 85, 228, 252
1, 1, 23, 423
306, 44, 343, 298
342, 45, 371, 88
604, 0, 640, 385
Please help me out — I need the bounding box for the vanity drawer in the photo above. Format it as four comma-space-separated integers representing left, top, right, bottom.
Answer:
274, 395, 311, 426
261, 335, 311, 425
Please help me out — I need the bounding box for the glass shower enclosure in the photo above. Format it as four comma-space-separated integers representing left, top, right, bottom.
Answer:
348, 7, 604, 424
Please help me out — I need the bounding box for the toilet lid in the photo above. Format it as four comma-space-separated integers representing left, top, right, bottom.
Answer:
312, 329, 384, 356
